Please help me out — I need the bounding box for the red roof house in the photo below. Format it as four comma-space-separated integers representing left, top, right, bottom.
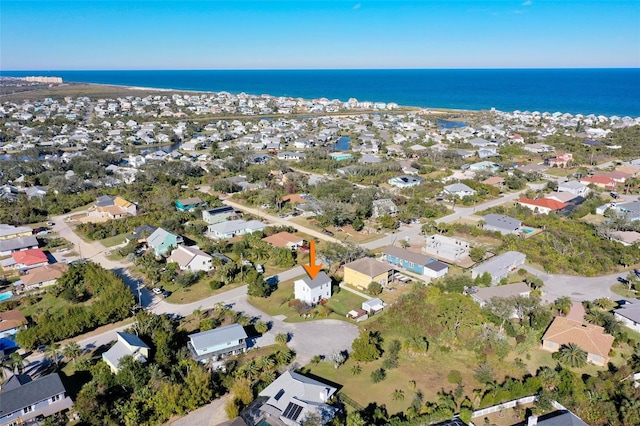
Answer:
11, 248, 49, 270
517, 197, 568, 214
580, 176, 617, 190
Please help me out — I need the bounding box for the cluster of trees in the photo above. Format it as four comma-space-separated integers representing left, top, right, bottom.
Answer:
15, 262, 135, 349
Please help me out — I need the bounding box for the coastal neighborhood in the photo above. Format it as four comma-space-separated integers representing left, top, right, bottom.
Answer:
0, 80, 639, 426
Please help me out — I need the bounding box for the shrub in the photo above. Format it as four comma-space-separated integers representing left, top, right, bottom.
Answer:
370, 368, 386, 383
209, 280, 224, 290
447, 370, 463, 385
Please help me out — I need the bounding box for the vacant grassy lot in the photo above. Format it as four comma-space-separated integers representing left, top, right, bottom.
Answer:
99, 234, 128, 247
163, 279, 246, 304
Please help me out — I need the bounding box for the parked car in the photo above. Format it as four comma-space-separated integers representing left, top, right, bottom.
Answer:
255, 264, 264, 274
618, 277, 629, 285
152, 287, 163, 295
634, 269, 640, 277
46, 221, 54, 226
161, 290, 171, 298
322, 228, 334, 236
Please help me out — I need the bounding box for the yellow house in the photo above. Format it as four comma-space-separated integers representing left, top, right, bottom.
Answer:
343, 257, 394, 290
0, 224, 32, 240
102, 332, 150, 373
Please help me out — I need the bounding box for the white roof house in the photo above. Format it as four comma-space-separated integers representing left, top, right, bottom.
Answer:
471, 251, 526, 285
207, 219, 267, 240
167, 245, 214, 272
188, 324, 248, 362
258, 370, 338, 426
443, 183, 476, 198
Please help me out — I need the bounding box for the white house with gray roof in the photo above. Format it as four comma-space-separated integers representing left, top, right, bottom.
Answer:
614, 299, 640, 333
483, 214, 522, 235
0, 373, 73, 426
294, 271, 332, 305
471, 251, 526, 285
188, 323, 247, 363
167, 245, 214, 272
558, 180, 590, 197
257, 370, 338, 426
443, 183, 476, 198
207, 219, 267, 240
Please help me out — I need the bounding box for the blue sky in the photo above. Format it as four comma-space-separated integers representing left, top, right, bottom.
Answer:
2, 1, 639, 70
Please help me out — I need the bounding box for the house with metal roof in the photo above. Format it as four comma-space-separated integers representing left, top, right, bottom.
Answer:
471, 251, 526, 285
614, 299, 640, 333
188, 324, 248, 363
0, 373, 73, 426
381, 245, 447, 278
147, 227, 183, 256
0, 224, 32, 241
257, 370, 338, 426
387, 175, 425, 189
207, 219, 267, 240
102, 332, 150, 373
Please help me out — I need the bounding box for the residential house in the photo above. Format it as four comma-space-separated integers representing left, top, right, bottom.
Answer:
558, 180, 590, 197
16, 263, 68, 292
613, 299, 640, 333
277, 151, 306, 161
609, 230, 640, 246
443, 183, 476, 198
0, 224, 32, 240
23, 186, 47, 199
3, 248, 49, 271
517, 197, 568, 214
257, 370, 338, 426
88, 195, 137, 220
382, 246, 447, 278
614, 201, 640, 222
128, 225, 158, 243
371, 199, 398, 218
423, 234, 470, 263
544, 191, 583, 205
147, 228, 183, 256
202, 206, 235, 224
0, 235, 39, 256
0, 309, 27, 341
600, 170, 631, 184
102, 332, 150, 373
328, 152, 352, 161
482, 176, 506, 189
469, 161, 500, 172
167, 245, 214, 272
471, 251, 526, 285
541, 317, 614, 367
262, 232, 304, 250
387, 175, 425, 189
470, 282, 531, 317
207, 219, 267, 240
580, 175, 617, 190
482, 214, 522, 235
343, 257, 394, 290
294, 271, 332, 305
525, 410, 589, 426
188, 324, 247, 362
546, 153, 573, 168
523, 143, 555, 153
175, 197, 204, 212
0, 373, 73, 426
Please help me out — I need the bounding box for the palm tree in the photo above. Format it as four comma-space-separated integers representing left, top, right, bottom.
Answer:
556, 343, 587, 368
257, 355, 275, 372
275, 332, 289, 345
350, 364, 362, 376
192, 308, 205, 324
46, 343, 61, 368
8, 352, 25, 375
62, 342, 83, 363
392, 389, 405, 401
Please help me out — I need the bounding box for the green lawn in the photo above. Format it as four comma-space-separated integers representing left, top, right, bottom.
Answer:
99, 234, 128, 247
611, 283, 638, 299
163, 279, 246, 304
19, 293, 70, 319
248, 277, 366, 323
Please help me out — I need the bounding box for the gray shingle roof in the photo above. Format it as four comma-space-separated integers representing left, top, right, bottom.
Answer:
425, 260, 449, 272
299, 271, 331, 289
383, 245, 432, 266
0, 373, 66, 415
483, 214, 522, 231
0, 235, 38, 252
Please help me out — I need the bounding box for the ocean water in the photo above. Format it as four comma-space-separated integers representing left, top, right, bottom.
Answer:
2, 69, 639, 117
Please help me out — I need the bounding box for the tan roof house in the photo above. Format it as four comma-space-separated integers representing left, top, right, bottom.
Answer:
343, 257, 394, 290
0, 309, 27, 338
481, 176, 506, 188
262, 232, 304, 250
541, 317, 614, 366
18, 263, 68, 292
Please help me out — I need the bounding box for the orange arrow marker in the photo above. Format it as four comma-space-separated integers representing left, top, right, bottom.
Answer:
303, 240, 323, 280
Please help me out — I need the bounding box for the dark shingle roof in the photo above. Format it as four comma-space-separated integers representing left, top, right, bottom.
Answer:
0, 373, 66, 415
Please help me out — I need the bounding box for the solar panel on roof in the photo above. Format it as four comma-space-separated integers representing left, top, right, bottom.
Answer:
282, 402, 304, 421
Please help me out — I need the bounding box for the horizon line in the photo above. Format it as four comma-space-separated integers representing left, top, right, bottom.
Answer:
2, 66, 639, 73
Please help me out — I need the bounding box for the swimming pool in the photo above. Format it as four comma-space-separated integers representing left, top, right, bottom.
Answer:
521, 228, 534, 234
0, 291, 13, 302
